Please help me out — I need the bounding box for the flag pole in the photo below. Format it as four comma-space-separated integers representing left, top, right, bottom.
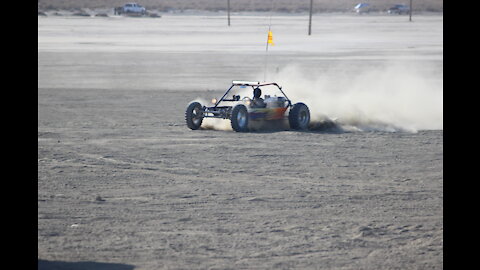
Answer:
308, 0, 313, 35
263, 2, 275, 82
409, 0, 413, 22
264, 25, 270, 82
264, 13, 273, 82
227, 0, 230, 26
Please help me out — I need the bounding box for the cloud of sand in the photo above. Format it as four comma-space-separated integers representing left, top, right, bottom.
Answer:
201, 118, 233, 131
269, 62, 443, 132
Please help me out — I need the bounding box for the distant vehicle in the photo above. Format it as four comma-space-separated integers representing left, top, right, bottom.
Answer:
354, 3, 371, 14
114, 3, 146, 15
185, 81, 310, 132
387, 4, 410, 14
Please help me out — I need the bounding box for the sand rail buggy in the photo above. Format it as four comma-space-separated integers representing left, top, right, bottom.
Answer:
185, 81, 310, 132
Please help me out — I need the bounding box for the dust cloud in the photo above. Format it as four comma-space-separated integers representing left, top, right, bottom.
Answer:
271, 61, 443, 132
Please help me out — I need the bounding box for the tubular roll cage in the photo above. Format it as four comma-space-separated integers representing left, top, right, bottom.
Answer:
202, 81, 293, 119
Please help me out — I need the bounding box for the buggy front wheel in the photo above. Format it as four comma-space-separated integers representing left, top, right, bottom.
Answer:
185, 102, 204, 130
231, 104, 249, 132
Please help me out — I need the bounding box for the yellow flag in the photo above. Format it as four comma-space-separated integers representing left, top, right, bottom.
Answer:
267, 30, 274, 46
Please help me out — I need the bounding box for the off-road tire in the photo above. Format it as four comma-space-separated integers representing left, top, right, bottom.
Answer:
185, 102, 204, 130
231, 104, 249, 132
289, 102, 310, 130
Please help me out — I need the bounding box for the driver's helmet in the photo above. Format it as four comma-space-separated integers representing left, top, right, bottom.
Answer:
253, 87, 262, 99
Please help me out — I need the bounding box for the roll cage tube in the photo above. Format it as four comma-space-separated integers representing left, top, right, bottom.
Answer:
213, 82, 292, 108
213, 84, 235, 108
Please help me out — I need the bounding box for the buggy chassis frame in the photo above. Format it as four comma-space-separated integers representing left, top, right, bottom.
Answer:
202, 81, 293, 119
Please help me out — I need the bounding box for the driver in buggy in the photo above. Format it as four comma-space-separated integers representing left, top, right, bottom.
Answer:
251, 87, 266, 108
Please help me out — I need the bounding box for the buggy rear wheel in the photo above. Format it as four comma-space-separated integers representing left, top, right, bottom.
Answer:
289, 102, 310, 130
185, 102, 204, 130
231, 104, 249, 132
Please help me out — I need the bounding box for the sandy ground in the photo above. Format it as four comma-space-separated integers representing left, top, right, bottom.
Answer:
38, 13, 443, 269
